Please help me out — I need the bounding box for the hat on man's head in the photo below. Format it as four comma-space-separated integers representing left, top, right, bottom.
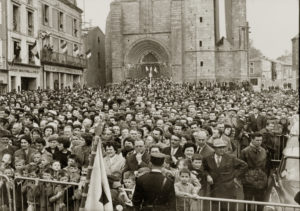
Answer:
150, 152, 165, 166
212, 138, 227, 148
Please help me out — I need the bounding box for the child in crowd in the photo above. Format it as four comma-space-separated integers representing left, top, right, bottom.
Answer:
72, 175, 87, 210
81, 165, 88, 176
31, 152, 42, 167
0, 153, 12, 171
0, 167, 14, 210
175, 168, 200, 211
21, 166, 40, 211
51, 160, 61, 180
39, 155, 52, 172
119, 171, 135, 209
173, 159, 190, 182
39, 168, 54, 211
49, 170, 69, 210
15, 159, 26, 172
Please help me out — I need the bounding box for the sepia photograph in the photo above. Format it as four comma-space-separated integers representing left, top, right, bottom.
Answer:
0, 0, 299, 210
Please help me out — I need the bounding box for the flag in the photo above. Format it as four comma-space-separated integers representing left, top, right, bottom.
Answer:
84, 142, 113, 211
74, 45, 79, 56
61, 41, 68, 54
40, 31, 51, 40
86, 49, 92, 59
31, 41, 39, 59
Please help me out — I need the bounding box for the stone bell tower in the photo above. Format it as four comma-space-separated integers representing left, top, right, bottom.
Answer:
105, 0, 248, 84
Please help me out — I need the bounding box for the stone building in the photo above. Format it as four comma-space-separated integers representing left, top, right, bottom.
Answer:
292, 34, 299, 90
7, 0, 41, 92
249, 57, 271, 92
0, 0, 8, 93
38, 0, 86, 90
105, 0, 249, 84
82, 27, 106, 87
250, 57, 294, 92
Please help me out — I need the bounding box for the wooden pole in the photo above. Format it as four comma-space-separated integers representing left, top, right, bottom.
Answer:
79, 123, 104, 209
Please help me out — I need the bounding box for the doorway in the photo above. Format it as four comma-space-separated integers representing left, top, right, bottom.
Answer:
21, 77, 36, 90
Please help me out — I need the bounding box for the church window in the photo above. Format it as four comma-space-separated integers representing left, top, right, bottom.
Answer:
200, 61, 203, 66
200, 17, 203, 22
199, 41, 202, 47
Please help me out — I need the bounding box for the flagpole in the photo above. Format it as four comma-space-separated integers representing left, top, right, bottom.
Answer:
149, 69, 152, 89
79, 138, 98, 209
79, 124, 104, 209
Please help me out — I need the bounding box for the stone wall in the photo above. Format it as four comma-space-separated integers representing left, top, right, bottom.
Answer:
106, 0, 248, 84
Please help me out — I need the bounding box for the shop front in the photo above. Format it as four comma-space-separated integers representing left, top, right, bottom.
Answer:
43, 65, 83, 90
8, 64, 41, 92
0, 70, 8, 94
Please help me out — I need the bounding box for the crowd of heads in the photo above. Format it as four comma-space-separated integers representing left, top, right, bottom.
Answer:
0, 77, 298, 208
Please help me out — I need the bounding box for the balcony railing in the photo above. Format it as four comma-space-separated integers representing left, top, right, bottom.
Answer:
41, 49, 86, 68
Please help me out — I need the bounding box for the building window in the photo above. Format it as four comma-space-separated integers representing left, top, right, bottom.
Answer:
73, 19, 78, 37
27, 10, 33, 36
200, 17, 203, 22
13, 40, 21, 62
250, 78, 258, 85
250, 62, 253, 66
199, 41, 202, 47
12, 5, 20, 32
59, 12, 64, 31
250, 67, 254, 74
28, 43, 35, 64
42, 4, 49, 26
98, 37, 100, 44
200, 61, 203, 66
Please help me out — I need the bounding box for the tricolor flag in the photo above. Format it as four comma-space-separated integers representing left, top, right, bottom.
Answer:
74, 45, 79, 56
61, 41, 68, 54
31, 41, 39, 59
84, 141, 113, 211
86, 49, 92, 59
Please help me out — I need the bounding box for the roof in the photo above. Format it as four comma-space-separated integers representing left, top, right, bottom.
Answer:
250, 56, 272, 62
82, 26, 104, 34
59, 0, 83, 13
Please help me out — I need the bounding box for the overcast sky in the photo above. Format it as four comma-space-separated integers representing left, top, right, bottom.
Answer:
77, 0, 299, 59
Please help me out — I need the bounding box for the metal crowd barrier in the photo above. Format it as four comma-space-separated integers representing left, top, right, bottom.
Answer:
176, 196, 300, 211
0, 174, 13, 211
13, 176, 80, 211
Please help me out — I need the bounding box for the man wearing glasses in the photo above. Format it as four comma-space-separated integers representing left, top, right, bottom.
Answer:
162, 134, 184, 167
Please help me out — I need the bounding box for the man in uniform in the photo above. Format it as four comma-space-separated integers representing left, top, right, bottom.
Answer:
132, 152, 176, 211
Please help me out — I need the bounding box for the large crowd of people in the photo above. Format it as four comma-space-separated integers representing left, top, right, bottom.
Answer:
0, 77, 298, 211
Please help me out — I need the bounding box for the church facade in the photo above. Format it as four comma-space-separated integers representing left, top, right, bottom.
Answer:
105, 0, 249, 83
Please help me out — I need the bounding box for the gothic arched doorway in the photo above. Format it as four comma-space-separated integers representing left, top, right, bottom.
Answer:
125, 39, 170, 79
